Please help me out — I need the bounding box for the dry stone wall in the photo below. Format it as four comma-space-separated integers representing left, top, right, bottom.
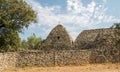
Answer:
74, 28, 120, 63
90, 46, 120, 63
55, 50, 91, 66
0, 50, 91, 71
0, 52, 19, 71
40, 25, 73, 50
73, 28, 120, 63
74, 28, 119, 49
16, 50, 55, 67
1, 49, 120, 71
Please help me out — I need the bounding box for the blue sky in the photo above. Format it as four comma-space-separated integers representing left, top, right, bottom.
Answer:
20, 0, 120, 40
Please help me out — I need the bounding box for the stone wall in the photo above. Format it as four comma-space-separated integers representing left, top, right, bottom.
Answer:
40, 25, 73, 50
0, 50, 91, 71
0, 49, 120, 71
74, 28, 119, 49
74, 28, 120, 63
55, 50, 91, 66
0, 52, 19, 71
90, 46, 120, 63
16, 50, 55, 67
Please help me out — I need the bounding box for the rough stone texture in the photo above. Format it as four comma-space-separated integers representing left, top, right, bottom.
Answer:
0, 52, 19, 71
16, 50, 55, 67
55, 50, 91, 66
0, 50, 91, 71
74, 28, 120, 50
40, 25, 73, 50
74, 28, 120, 63
90, 46, 120, 63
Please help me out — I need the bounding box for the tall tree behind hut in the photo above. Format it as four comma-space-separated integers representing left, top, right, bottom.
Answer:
0, 0, 36, 52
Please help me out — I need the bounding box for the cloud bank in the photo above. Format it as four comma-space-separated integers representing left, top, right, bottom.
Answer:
24, 0, 120, 40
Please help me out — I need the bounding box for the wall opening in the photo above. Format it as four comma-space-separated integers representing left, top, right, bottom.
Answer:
57, 36, 60, 40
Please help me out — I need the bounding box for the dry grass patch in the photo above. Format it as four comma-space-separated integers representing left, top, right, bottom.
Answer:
2, 63, 120, 72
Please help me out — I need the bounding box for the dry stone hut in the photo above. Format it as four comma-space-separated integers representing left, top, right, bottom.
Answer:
74, 28, 120, 50
40, 24, 73, 50
74, 28, 120, 63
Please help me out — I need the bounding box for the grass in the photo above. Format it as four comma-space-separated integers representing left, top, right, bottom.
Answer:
2, 63, 120, 72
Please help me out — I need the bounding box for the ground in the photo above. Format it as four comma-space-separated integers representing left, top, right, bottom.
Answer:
2, 63, 120, 72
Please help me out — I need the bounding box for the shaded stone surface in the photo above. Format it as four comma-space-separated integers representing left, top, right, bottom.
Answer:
0, 50, 91, 71
90, 46, 120, 63
74, 28, 120, 50
55, 50, 91, 66
40, 24, 73, 50
74, 28, 120, 63
16, 50, 55, 67
0, 52, 19, 71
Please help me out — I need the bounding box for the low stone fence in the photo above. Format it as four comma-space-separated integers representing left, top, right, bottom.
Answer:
0, 52, 19, 71
16, 50, 55, 67
0, 48, 120, 71
55, 50, 91, 66
0, 50, 91, 71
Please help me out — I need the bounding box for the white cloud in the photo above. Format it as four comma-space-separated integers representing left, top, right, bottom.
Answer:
24, 0, 120, 40
67, 0, 96, 14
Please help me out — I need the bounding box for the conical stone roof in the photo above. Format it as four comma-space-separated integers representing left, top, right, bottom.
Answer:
74, 28, 120, 50
40, 24, 73, 50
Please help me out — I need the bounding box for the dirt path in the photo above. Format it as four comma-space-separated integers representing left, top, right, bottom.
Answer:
2, 63, 120, 72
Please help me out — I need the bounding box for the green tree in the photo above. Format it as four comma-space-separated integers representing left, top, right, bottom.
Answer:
0, 29, 21, 52
21, 34, 43, 50
112, 23, 120, 43
27, 34, 43, 50
20, 39, 28, 51
0, 0, 36, 52
112, 23, 120, 35
112, 23, 120, 29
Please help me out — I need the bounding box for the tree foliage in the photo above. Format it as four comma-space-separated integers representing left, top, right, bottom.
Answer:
20, 39, 28, 51
0, 0, 36, 52
21, 34, 43, 50
112, 23, 120, 35
112, 23, 120, 43
0, 0, 36, 32
112, 23, 120, 29
0, 29, 21, 52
